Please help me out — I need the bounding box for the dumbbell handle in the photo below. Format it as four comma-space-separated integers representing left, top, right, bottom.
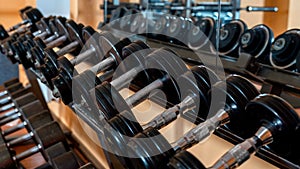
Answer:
56, 40, 79, 56
0, 101, 15, 112
173, 109, 230, 151
0, 95, 12, 105
46, 35, 67, 49
43, 33, 59, 44
0, 108, 18, 120
89, 56, 115, 74
13, 144, 42, 161
0, 90, 8, 97
125, 75, 168, 107
2, 121, 28, 136
144, 95, 195, 130
110, 66, 143, 91
7, 131, 33, 147
210, 126, 273, 169
8, 20, 29, 32
0, 112, 21, 126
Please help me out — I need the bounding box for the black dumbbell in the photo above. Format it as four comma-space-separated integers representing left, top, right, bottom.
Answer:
239, 24, 274, 64
129, 13, 155, 34
210, 94, 299, 169
40, 31, 127, 93
167, 150, 206, 169
0, 121, 67, 168
152, 15, 177, 41
11, 19, 83, 69
109, 7, 129, 29
119, 8, 139, 31
51, 151, 81, 169
39, 19, 84, 56
187, 17, 216, 50
270, 29, 300, 70
218, 20, 248, 57
91, 48, 188, 120
72, 40, 152, 110
0, 92, 36, 114
166, 16, 193, 45
121, 75, 259, 169
102, 65, 219, 169
0, 82, 23, 99
0, 109, 52, 144
53, 39, 147, 105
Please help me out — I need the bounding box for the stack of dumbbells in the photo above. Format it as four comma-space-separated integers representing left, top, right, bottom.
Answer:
1, 6, 300, 169
0, 78, 97, 169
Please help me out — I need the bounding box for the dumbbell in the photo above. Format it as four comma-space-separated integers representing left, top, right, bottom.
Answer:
210, 94, 300, 169
102, 65, 219, 169
90, 48, 188, 120
0, 109, 52, 145
167, 150, 206, 169
270, 29, 300, 70
166, 16, 193, 45
51, 151, 81, 169
218, 20, 248, 57
119, 75, 259, 169
109, 6, 129, 29
0, 100, 53, 136
0, 82, 23, 99
119, 8, 139, 31
0, 78, 19, 93
39, 30, 127, 92
0, 91, 36, 113
0, 121, 67, 169
129, 13, 155, 34
6, 8, 43, 32
239, 24, 274, 64
150, 14, 175, 41
54, 39, 148, 105
11, 19, 84, 69
187, 17, 216, 50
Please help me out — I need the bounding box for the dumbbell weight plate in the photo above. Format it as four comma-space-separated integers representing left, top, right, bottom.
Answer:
109, 7, 128, 29
65, 20, 84, 55
245, 94, 299, 159
297, 54, 300, 72
219, 20, 247, 57
240, 24, 274, 64
51, 151, 80, 169
119, 9, 139, 31
270, 29, 300, 70
0, 144, 18, 169
167, 150, 206, 169
188, 17, 215, 49
3, 78, 19, 87
128, 127, 175, 169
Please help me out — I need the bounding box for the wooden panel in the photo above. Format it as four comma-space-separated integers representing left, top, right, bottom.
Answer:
240, 0, 265, 28
263, 0, 290, 36
287, 0, 300, 29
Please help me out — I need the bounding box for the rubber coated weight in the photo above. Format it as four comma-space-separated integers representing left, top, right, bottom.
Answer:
3, 78, 19, 87
167, 17, 193, 45
270, 29, 300, 70
109, 7, 128, 29
167, 150, 206, 169
51, 151, 80, 169
218, 20, 247, 57
188, 17, 216, 49
297, 54, 300, 72
151, 15, 174, 41
119, 9, 139, 31
240, 24, 274, 64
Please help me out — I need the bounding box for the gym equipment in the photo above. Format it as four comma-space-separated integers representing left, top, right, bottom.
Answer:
0, 121, 66, 169
239, 24, 274, 64
187, 17, 216, 50
210, 94, 300, 169
54, 40, 147, 105
270, 29, 300, 70
0, 92, 36, 114
91, 48, 188, 120
218, 20, 247, 57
